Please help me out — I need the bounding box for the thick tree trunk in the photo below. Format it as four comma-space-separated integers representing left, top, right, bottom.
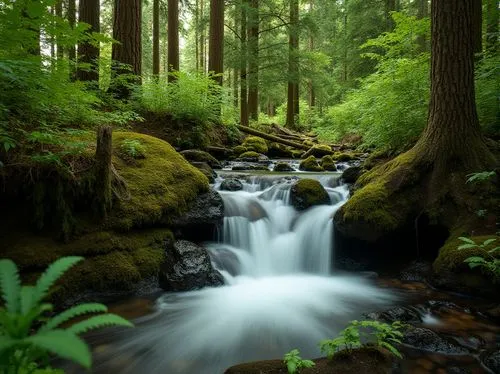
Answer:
168, 0, 180, 82
486, 0, 499, 52
94, 126, 113, 219
153, 0, 160, 77
112, 0, 142, 98
200, 0, 206, 73
240, 1, 249, 126
416, 0, 429, 52
208, 0, 224, 86
307, 0, 315, 109
247, 0, 259, 121
77, 0, 100, 82
471, 0, 483, 54
286, 0, 299, 128
195, 0, 200, 71
68, 0, 76, 79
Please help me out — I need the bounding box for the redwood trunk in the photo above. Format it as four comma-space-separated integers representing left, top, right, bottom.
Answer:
68, 0, 76, 78
240, 1, 249, 126
247, 0, 259, 121
168, 0, 180, 82
55, 1, 63, 60
286, 0, 299, 128
472, 0, 483, 54
153, 0, 160, 77
208, 0, 224, 86
77, 0, 100, 82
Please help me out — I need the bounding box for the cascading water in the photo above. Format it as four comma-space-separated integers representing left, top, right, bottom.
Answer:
90, 174, 395, 374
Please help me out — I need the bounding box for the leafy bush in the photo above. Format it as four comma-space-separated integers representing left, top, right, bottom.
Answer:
475, 53, 500, 136
120, 139, 146, 159
283, 349, 315, 374
457, 237, 500, 281
0, 256, 133, 373
320, 320, 405, 359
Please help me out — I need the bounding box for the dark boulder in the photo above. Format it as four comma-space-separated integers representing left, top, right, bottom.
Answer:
290, 179, 330, 211
190, 161, 217, 183
159, 240, 224, 291
402, 328, 469, 354
483, 350, 500, 373
364, 306, 422, 324
341, 166, 363, 184
273, 162, 295, 172
180, 149, 222, 169
220, 178, 244, 191
172, 189, 224, 241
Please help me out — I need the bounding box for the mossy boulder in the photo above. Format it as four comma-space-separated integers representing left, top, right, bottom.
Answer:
233, 145, 248, 156
321, 155, 337, 171
291, 150, 304, 159
290, 179, 331, 211
299, 156, 324, 172
273, 162, 295, 172
190, 161, 217, 183
302, 144, 334, 159
267, 142, 294, 158
242, 136, 268, 154
238, 151, 261, 160
180, 149, 222, 169
333, 152, 356, 162
341, 166, 363, 184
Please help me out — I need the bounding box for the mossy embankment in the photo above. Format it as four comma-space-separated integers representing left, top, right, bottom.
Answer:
0, 131, 209, 302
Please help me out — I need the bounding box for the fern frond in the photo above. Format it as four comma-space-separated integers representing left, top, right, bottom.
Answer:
0, 335, 16, 354
20, 286, 35, 315
0, 259, 21, 314
67, 314, 133, 335
32, 257, 84, 306
40, 303, 108, 333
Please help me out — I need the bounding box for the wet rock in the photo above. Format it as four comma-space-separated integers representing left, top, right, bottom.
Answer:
190, 161, 217, 183
341, 166, 363, 184
267, 142, 293, 158
321, 155, 337, 171
172, 189, 224, 241
290, 179, 330, 211
207, 146, 234, 160
483, 350, 500, 373
180, 149, 222, 169
220, 178, 244, 191
237, 151, 270, 163
402, 327, 469, 354
273, 162, 295, 172
159, 240, 224, 291
400, 261, 432, 282
224, 196, 268, 221
446, 367, 471, 374
232, 164, 269, 171
365, 306, 422, 324
299, 156, 324, 172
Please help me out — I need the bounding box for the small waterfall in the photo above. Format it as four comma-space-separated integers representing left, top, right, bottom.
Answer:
89, 173, 395, 374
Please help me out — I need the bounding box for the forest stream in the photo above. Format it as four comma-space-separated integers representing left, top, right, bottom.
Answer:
61, 168, 500, 374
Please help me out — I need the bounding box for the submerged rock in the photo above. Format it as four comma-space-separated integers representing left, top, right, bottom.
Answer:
220, 178, 244, 191
402, 327, 469, 354
159, 240, 224, 291
290, 179, 330, 211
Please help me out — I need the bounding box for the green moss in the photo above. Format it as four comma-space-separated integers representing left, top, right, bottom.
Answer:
233, 145, 248, 155
299, 156, 324, 172
321, 155, 337, 171
242, 136, 268, 154
303, 139, 314, 147
342, 183, 398, 231
239, 151, 261, 159
291, 150, 303, 159
110, 132, 209, 230
333, 152, 355, 162
315, 144, 332, 152
433, 235, 500, 277
291, 179, 330, 210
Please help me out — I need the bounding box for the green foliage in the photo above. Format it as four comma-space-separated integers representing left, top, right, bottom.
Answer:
466, 171, 496, 184
320, 320, 405, 359
457, 237, 500, 281
283, 349, 315, 374
0, 257, 133, 373
475, 53, 500, 136
120, 139, 146, 159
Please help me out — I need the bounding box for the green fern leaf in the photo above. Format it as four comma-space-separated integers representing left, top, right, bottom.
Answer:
32, 257, 84, 306
380, 341, 402, 359
458, 243, 479, 250
67, 314, 133, 335
457, 237, 475, 244
25, 329, 91, 369
40, 303, 108, 333
0, 259, 21, 314
482, 239, 497, 247
0, 335, 17, 354
20, 286, 35, 315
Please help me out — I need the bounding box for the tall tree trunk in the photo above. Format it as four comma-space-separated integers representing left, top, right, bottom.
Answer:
472, 0, 483, 54
416, 0, 429, 52
153, 0, 160, 77
195, 0, 200, 71
77, 0, 100, 82
50, 7, 56, 61
168, 0, 180, 82
240, 0, 249, 126
112, 0, 142, 98
200, 0, 206, 73
307, 0, 315, 109
208, 0, 224, 86
247, 0, 259, 121
94, 126, 113, 219
286, 0, 299, 128
485, 0, 498, 52
68, 0, 76, 79
55, 1, 64, 60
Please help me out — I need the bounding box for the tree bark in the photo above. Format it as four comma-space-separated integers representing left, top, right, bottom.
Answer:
208, 0, 224, 86
94, 126, 113, 219
307, 0, 315, 109
416, 0, 429, 52
55, 1, 64, 60
200, 0, 206, 73
168, 0, 180, 82
77, 0, 100, 82
240, 0, 249, 126
153, 0, 160, 77
472, 0, 483, 54
286, 0, 299, 129
68, 0, 76, 79
247, 0, 259, 121
486, 0, 499, 52
112, 0, 142, 98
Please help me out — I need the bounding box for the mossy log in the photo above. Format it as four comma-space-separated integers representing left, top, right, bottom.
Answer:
237, 125, 310, 150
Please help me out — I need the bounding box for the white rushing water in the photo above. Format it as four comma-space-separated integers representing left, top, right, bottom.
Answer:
91, 174, 395, 374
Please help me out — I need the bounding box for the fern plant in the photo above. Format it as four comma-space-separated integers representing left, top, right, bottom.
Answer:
283, 349, 315, 374
457, 237, 500, 281
0, 256, 133, 373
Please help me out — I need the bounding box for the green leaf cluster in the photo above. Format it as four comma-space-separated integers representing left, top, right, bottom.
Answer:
283, 349, 315, 374
320, 320, 405, 360
457, 237, 500, 281
0, 256, 133, 373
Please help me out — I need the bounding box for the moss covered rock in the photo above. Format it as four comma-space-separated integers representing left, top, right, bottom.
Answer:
273, 162, 295, 172
299, 156, 324, 172
290, 179, 331, 211
242, 136, 268, 154
190, 161, 217, 183
233, 145, 248, 156
321, 155, 337, 171
180, 149, 222, 169
267, 142, 294, 158
333, 152, 356, 162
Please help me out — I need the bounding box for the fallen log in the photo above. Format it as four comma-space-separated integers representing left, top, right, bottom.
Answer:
237, 125, 310, 150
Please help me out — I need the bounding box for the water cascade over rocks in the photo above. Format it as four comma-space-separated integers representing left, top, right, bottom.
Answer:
91, 174, 395, 374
